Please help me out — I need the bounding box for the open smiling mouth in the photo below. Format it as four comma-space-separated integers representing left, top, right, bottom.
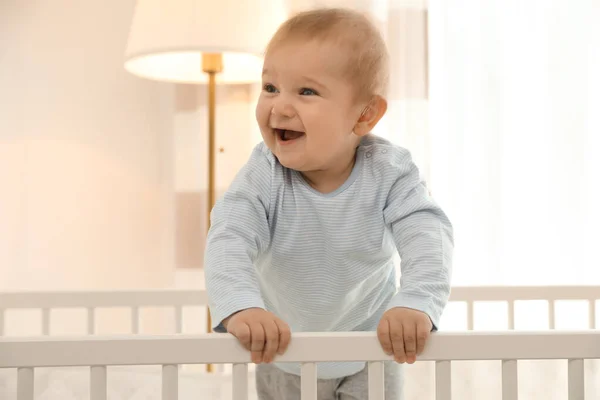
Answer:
274, 128, 305, 142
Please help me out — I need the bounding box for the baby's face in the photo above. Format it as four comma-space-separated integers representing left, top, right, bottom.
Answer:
256, 39, 364, 173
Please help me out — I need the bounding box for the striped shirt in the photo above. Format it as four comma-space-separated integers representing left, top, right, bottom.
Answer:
204, 134, 453, 379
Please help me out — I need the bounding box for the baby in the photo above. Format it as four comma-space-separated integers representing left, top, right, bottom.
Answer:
204, 7, 453, 400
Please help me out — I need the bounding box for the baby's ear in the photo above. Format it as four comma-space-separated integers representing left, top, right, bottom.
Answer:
353, 96, 388, 136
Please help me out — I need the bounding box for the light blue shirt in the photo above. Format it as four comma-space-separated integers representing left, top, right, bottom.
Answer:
204, 134, 453, 379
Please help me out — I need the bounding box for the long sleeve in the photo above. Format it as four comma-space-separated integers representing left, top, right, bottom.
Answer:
204, 145, 273, 332
382, 150, 454, 330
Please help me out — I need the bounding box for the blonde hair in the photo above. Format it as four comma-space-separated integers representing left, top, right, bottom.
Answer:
265, 8, 389, 101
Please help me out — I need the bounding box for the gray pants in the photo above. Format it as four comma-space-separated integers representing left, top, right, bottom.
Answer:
256, 362, 403, 400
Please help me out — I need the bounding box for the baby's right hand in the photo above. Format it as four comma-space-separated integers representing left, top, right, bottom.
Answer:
222, 308, 291, 364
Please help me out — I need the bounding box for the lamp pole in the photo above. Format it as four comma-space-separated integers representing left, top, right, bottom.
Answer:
202, 53, 223, 374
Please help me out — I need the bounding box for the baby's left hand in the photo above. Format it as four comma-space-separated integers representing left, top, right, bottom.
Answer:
377, 307, 432, 364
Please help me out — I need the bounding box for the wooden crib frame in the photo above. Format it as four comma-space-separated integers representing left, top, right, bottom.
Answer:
0, 330, 599, 400
0, 285, 599, 399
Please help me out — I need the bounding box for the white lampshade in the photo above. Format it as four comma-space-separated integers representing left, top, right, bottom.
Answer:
124, 0, 287, 84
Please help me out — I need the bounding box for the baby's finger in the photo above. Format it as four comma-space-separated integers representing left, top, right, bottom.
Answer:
390, 319, 406, 363
250, 323, 266, 364
231, 322, 252, 351
262, 320, 280, 363
275, 319, 291, 355
416, 323, 430, 356
403, 322, 417, 364
377, 319, 393, 356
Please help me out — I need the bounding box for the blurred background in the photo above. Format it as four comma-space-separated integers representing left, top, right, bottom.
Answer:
1, 0, 599, 294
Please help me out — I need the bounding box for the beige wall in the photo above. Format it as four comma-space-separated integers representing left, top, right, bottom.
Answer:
0, 0, 178, 290
0, 1, 260, 287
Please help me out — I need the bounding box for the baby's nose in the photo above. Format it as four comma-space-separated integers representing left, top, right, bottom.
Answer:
271, 102, 296, 118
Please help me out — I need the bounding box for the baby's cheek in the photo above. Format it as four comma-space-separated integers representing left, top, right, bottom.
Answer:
255, 97, 271, 120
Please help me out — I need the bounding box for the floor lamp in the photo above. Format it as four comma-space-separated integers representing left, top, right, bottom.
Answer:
123, 0, 285, 372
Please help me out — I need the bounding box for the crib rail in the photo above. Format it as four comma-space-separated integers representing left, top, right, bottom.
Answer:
450, 285, 600, 301
0, 289, 208, 309
452, 286, 599, 330
1, 331, 599, 400
0, 289, 207, 336
0, 286, 596, 310
0, 286, 597, 334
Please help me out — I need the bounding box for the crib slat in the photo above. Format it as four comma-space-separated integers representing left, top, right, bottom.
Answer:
368, 361, 385, 400
301, 362, 317, 400
87, 307, 95, 334
467, 301, 474, 330
17, 367, 34, 400
502, 360, 518, 400
589, 300, 596, 329
549, 300, 556, 329
131, 307, 140, 333
435, 361, 451, 400
232, 363, 248, 400
568, 359, 584, 400
90, 366, 107, 400
175, 306, 183, 334
42, 308, 50, 335
162, 364, 178, 400
507, 301, 515, 330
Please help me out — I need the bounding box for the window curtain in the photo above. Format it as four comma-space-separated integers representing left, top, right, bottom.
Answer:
427, 0, 600, 286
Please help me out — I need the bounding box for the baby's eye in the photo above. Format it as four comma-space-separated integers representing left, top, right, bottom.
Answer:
263, 83, 278, 93
300, 88, 318, 96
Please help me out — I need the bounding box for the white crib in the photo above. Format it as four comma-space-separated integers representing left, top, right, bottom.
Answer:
0, 286, 598, 400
